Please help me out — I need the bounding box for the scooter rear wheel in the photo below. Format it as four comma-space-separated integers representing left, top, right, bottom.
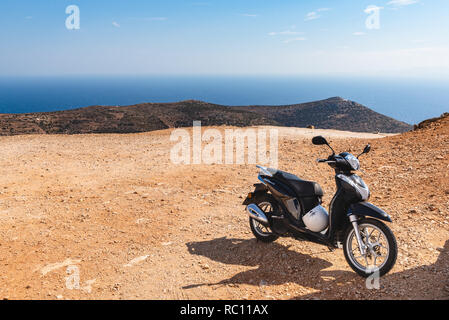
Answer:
249, 195, 279, 243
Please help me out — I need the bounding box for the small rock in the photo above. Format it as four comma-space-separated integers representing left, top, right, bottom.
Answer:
200, 263, 210, 270
112, 283, 121, 291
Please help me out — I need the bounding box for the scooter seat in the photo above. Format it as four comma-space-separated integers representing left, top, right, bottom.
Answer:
274, 170, 324, 197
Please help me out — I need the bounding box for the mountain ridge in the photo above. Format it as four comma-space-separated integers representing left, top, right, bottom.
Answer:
236, 97, 412, 133
0, 97, 412, 135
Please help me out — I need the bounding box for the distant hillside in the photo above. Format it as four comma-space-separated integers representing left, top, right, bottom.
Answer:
0, 98, 412, 136
413, 112, 449, 131
236, 97, 412, 133
0, 100, 276, 136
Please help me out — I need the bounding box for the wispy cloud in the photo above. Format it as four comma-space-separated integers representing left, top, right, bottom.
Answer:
283, 37, 307, 43
364, 5, 384, 13
112, 21, 120, 28
305, 12, 320, 21
25, 16, 32, 20
268, 30, 304, 36
305, 8, 331, 21
353, 32, 366, 36
387, 0, 419, 7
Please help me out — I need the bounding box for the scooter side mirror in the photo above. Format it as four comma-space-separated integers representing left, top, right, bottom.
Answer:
363, 144, 371, 154
312, 136, 328, 146
358, 144, 371, 158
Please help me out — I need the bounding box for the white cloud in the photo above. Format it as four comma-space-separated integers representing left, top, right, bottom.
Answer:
353, 32, 366, 36
364, 5, 384, 13
387, 0, 419, 7
283, 37, 307, 43
240, 13, 259, 17
305, 8, 331, 21
112, 21, 120, 28
305, 12, 320, 21
268, 30, 304, 36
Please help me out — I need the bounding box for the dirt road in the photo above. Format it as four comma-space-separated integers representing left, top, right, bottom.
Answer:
0, 125, 447, 300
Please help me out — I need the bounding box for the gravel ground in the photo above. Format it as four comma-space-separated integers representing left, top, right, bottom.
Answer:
0, 122, 447, 300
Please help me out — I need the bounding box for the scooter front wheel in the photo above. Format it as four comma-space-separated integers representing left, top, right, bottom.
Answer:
343, 218, 397, 278
248, 195, 279, 243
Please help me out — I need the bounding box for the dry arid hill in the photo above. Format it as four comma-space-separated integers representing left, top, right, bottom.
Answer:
239, 97, 413, 133
0, 98, 412, 136
0, 100, 276, 136
0, 117, 446, 300
414, 112, 449, 130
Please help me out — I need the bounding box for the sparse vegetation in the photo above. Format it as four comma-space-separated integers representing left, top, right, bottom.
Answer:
0, 98, 412, 136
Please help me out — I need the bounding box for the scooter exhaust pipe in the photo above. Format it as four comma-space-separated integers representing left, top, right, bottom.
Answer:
247, 204, 269, 225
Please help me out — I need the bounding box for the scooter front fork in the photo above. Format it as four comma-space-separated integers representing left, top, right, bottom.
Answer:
349, 215, 366, 255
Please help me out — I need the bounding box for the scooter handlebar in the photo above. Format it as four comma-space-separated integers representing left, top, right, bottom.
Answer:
317, 159, 336, 164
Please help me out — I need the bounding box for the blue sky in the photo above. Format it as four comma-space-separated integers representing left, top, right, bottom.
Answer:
1, 0, 448, 77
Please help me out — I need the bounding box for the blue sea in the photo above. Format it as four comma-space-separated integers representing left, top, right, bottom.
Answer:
0, 75, 448, 125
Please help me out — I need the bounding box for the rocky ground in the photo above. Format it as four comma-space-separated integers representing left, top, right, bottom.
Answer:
0, 119, 447, 300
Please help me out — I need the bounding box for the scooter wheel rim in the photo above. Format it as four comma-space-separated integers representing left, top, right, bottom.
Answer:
346, 223, 390, 272
251, 202, 274, 236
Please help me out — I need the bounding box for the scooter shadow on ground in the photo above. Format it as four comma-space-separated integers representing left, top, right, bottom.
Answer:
184, 237, 449, 300
183, 237, 351, 291
295, 239, 449, 300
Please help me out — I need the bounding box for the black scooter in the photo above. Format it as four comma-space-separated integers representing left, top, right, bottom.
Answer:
242, 136, 397, 277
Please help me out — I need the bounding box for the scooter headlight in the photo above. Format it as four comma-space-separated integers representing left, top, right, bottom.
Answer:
344, 154, 360, 171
